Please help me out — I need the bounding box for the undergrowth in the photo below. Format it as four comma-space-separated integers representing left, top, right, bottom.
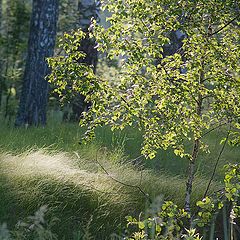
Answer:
0, 116, 239, 179
0, 116, 238, 238
0, 150, 220, 239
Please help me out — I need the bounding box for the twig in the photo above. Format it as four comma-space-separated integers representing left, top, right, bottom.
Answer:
208, 15, 240, 37
201, 122, 228, 138
203, 124, 231, 199
123, 154, 145, 165
55, 48, 64, 56
95, 148, 152, 203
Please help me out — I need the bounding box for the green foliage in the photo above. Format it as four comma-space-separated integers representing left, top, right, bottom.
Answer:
0, 206, 57, 240
0, 0, 31, 83
123, 164, 240, 239
195, 164, 240, 228
58, 0, 79, 33
48, 30, 97, 103
195, 195, 222, 227
48, 0, 240, 160
48, 0, 240, 215
181, 229, 202, 240
0, 0, 31, 117
124, 201, 195, 239
126, 200, 189, 239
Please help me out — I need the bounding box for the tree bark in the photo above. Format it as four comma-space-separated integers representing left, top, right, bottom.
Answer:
68, 0, 99, 122
185, 138, 200, 214
185, 86, 203, 217
0, 0, 3, 109
15, 0, 59, 126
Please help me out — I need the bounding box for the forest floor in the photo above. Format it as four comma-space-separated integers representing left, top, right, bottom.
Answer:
0, 115, 239, 239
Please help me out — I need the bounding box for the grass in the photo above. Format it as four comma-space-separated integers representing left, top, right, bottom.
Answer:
1, 114, 239, 179
0, 115, 238, 238
0, 149, 220, 239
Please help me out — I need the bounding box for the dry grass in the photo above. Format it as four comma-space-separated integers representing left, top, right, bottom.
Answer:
0, 149, 221, 239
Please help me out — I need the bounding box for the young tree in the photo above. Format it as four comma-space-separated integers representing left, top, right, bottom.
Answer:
48, 0, 240, 217
15, 0, 59, 126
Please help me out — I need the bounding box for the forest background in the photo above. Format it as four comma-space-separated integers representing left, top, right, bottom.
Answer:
0, 0, 240, 239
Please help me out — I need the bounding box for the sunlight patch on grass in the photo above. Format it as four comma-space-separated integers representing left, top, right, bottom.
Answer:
0, 149, 222, 239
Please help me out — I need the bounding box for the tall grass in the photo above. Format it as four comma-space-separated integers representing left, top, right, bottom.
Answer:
0, 149, 220, 239
0, 116, 238, 238
0, 115, 239, 179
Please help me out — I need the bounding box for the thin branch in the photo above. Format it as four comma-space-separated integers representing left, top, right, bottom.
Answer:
132, 154, 145, 163
201, 122, 228, 138
95, 148, 152, 203
55, 48, 64, 56
208, 15, 240, 37
123, 154, 145, 165
203, 124, 231, 199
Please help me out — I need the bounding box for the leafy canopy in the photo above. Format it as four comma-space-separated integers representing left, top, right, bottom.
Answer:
48, 0, 240, 159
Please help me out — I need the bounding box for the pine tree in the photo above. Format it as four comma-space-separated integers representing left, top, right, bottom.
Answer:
15, 0, 59, 126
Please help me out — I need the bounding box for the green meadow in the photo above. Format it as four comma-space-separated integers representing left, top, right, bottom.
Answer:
0, 115, 239, 239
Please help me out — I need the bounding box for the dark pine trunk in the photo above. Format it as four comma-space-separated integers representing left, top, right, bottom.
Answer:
0, 0, 3, 109
15, 0, 59, 127
69, 33, 98, 121
68, 0, 99, 122
77, 0, 100, 71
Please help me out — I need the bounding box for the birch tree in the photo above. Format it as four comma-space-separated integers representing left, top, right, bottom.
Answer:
48, 0, 240, 217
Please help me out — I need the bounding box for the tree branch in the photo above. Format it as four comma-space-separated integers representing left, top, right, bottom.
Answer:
208, 15, 240, 37
123, 154, 145, 165
203, 124, 231, 199
95, 148, 152, 203
201, 122, 228, 138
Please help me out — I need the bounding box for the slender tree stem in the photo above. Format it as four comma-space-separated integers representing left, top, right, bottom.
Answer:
185, 138, 200, 214
208, 14, 239, 37
185, 70, 203, 217
203, 124, 231, 199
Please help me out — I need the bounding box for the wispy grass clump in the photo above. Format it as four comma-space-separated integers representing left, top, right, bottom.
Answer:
0, 149, 221, 239
0, 116, 236, 238
0, 116, 239, 180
